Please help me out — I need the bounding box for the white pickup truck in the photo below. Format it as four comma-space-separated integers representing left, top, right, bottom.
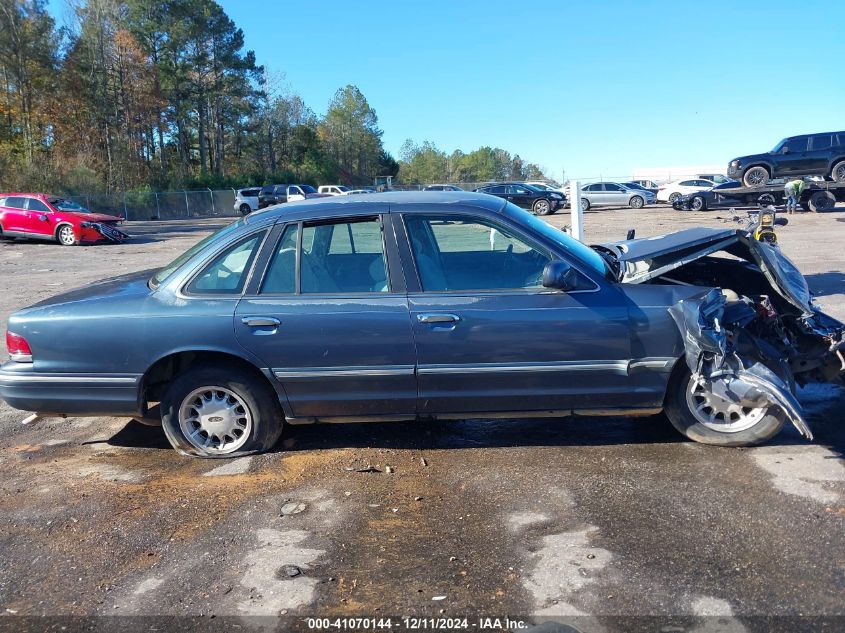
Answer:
318, 185, 352, 196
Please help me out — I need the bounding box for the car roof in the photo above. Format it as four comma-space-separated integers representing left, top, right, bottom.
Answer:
244, 191, 507, 224
0, 192, 48, 197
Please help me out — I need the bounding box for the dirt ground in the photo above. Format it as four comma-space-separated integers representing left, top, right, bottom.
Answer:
0, 204, 843, 632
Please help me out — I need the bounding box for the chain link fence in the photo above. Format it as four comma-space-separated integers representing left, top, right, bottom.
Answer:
65, 189, 239, 221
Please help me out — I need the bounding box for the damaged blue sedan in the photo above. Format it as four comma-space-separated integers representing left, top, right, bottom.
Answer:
1, 192, 843, 457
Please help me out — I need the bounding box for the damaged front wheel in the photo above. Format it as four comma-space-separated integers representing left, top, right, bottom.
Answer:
664, 366, 784, 447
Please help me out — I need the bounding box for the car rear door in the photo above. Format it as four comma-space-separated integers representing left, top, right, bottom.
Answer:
234, 212, 417, 420
603, 183, 628, 206
0, 196, 29, 233
399, 210, 637, 414
807, 134, 834, 173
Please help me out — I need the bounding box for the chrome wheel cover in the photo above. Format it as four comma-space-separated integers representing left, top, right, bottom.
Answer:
691, 196, 704, 210
686, 379, 766, 433
631, 196, 643, 208
535, 200, 549, 214
179, 386, 253, 454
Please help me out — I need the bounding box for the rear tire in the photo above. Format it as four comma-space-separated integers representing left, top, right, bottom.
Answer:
161, 365, 283, 458
742, 166, 770, 188
668, 192, 682, 204
664, 365, 784, 447
629, 195, 644, 209
580, 198, 591, 211
239, 203, 252, 216
757, 193, 776, 206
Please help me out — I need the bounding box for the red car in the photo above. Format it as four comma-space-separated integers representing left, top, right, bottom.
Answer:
0, 193, 128, 246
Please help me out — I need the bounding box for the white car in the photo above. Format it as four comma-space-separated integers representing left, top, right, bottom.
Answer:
657, 178, 719, 204
318, 185, 352, 196
525, 181, 566, 193
233, 187, 260, 215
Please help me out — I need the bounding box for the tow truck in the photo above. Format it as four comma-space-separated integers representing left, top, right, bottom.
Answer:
674, 178, 845, 212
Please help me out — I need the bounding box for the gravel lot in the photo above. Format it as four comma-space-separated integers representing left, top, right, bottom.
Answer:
0, 204, 843, 632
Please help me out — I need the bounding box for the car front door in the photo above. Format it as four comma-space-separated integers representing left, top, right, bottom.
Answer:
399, 211, 636, 414
24, 197, 56, 236
286, 186, 306, 202
234, 213, 417, 420
511, 185, 533, 209
777, 137, 810, 175
603, 183, 627, 206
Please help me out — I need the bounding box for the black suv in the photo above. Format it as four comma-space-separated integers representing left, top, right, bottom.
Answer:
258, 184, 290, 208
727, 131, 845, 187
473, 182, 565, 215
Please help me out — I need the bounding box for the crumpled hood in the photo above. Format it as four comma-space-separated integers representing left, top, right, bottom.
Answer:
64, 211, 123, 222
597, 227, 814, 316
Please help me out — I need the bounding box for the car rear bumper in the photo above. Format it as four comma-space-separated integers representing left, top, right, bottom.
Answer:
0, 363, 142, 416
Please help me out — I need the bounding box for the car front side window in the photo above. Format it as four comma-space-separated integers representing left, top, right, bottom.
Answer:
405, 214, 574, 292
185, 231, 266, 295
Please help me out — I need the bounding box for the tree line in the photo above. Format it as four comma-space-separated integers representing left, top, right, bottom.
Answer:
0, 0, 547, 194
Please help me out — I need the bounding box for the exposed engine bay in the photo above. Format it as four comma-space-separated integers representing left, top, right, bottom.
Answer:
595, 228, 845, 440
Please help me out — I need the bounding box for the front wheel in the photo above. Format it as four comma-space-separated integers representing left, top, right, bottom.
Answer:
742, 166, 769, 188
533, 198, 552, 216
239, 203, 252, 216
831, 160, 845, 182
629, 195, 644, 209
664, 366, 784, 447
580, 198, 591, 211
690, 195, 706, 211
56, 224, 78, 246
161, 365, 283, 458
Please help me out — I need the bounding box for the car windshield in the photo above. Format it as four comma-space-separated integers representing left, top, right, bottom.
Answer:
49, 197, 93, 213
300, 185, 317, 194
149, 220, 245, 288
501, 202, 610, 278
771, 138, 787, 153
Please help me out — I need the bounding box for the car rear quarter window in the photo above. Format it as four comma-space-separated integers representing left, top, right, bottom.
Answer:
185, 231, 266, 295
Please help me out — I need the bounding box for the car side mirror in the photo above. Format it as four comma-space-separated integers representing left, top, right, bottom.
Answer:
781, 146, 789, 154
39, 214, 48, 222
542, 260, 579, 292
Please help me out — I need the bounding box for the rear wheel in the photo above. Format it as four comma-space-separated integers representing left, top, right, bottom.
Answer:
629, 195, 644, 209
664, 365, 784, 446
56, 224, 78, 246
757, 193, 776, 206
580, 198, 591, 211
533, 198, 552, 216
239, 203, 252, 216
807, 190, 836, 212
690, 195, 706, 211
161, 365, 283, 458
668, 192, 682, 204
742, 166, 770, 188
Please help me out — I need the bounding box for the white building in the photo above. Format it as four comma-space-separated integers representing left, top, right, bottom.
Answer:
631, 164, 727, 185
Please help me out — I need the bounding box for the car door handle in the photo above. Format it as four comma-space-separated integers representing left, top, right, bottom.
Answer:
241, 316, 281, 327
417, 313, 461, 324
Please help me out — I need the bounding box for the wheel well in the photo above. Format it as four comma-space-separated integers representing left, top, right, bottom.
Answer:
54, 222, 74, 236
745, 163, 770, 174
141, 351, 275, 406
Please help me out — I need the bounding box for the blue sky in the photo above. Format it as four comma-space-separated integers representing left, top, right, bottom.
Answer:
50, 0, 844, 182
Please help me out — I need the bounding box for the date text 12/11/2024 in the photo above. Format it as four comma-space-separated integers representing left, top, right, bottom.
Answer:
305, 617, 530, 630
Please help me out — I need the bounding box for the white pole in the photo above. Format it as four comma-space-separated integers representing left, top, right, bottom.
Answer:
569, 180, 583, 241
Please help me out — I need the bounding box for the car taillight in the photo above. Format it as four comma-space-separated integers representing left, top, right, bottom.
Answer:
6, 331, 32, 362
